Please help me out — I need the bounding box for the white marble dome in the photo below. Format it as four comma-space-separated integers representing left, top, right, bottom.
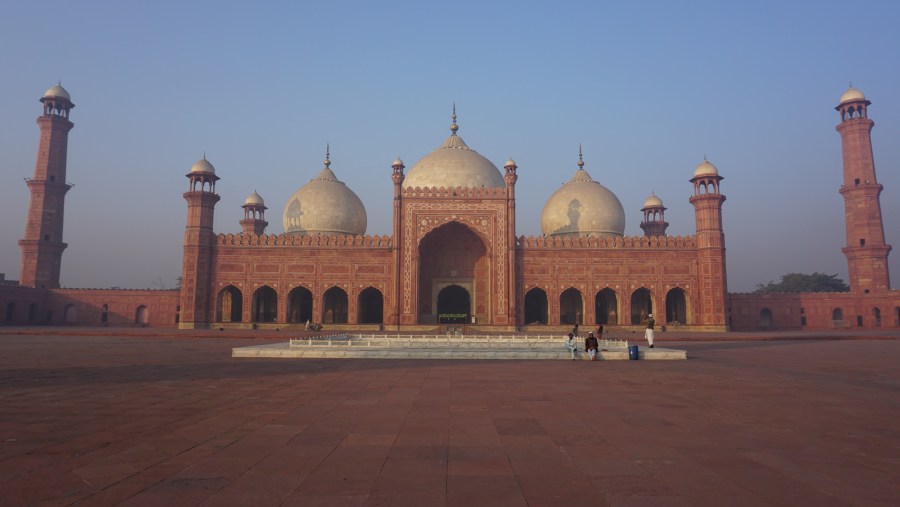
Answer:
402, 121, 505, 189
541, 164, 625, 238
283, 159, 367, 236
693, 160, 718, 178
643, 193, 664, 208
43, 84, 71, 100
244, 191, 264, 206
190, 157, 216, 174
839, 86, 865, 104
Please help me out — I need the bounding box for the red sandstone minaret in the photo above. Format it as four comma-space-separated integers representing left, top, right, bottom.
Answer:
240, 191, 268, 235
835, 87, 892, 293
690, 159, 728, 330
640, 193, 668, 237
390, 156, 405, 329
18, 84, 75, 289
179, 156, 220, 329
504, 157, 519, 326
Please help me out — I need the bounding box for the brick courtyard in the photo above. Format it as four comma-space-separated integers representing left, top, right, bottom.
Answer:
0, 332, 898, 506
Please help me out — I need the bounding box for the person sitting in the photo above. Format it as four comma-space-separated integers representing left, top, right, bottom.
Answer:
584, 331, 599, 361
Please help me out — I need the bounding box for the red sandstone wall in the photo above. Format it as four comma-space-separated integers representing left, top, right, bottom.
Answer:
728, 291, 900, 330
209, 234, 394, 326
0, 286, 179, 326
516, 235, 712, 328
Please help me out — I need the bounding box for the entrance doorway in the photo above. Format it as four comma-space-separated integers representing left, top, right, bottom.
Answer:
417, 221, 488, 324
524, 288, 548, 325
437, 285, 470, 324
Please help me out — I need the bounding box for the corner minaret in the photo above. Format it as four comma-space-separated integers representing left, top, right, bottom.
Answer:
179, 156, 220, 329
240, 191, 268, 235
689, 159, 728, 330
18, 84, 75, 289
835, 86, 891, 293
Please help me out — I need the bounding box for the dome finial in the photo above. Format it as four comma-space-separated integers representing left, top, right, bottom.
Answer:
325, 143, 331, 168
450, 103, 458, 134
577, 144, 585, 168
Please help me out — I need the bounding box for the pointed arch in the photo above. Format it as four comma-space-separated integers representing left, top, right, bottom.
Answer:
64, 304, 77, 324
759, 308, 773, 328
287, 286, 313, 323
560, 287, 583, 325
665, 288, 688, 325
216, 285, 243, 323
252, 285, 278, 323
594, 288, 618, 325
630, 288, 652, 325
323, 286, 348, 324
524, 287, 548, 325
135, 305, 148, 324
358, 287, 384, 324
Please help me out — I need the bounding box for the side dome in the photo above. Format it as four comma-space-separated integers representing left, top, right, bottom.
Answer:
693, 159, 718, 177
283, 154, 367, 236
43, 84, 71, 100
839, 86, 865, 104
402, 112, 505, 189
541, 155, 625, 238
191, 157, 216, 174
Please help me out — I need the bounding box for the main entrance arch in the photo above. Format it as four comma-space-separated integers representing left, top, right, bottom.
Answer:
436, 285, 470, 324
417, 221, 489, 324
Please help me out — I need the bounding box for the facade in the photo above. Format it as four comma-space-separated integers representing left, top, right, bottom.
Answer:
1, 85, 897, 332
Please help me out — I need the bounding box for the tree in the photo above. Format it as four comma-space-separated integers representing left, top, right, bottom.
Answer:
754, 273, 850, 293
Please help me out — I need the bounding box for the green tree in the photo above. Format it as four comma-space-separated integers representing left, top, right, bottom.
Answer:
754, 272, 850, 293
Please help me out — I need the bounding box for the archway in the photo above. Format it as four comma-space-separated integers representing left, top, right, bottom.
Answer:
832, 308, 843, 322
323, 287, 348, 324
6, 302, 15, 322
560, 288, 583, 325
595, 288, 618, 325
873, 307, 881, 327
135, 305, 148, 324
358, 287, 383, 324
64, 304, 77, 324
437, 285, 470, 324
287, 286, 313, 323
759, 308, 773, 328
523, 288, 548, 325
252, 286, 278, 323
630, 288, 652, 325
28, 303, 38, 322
216, 286, 243, 323
665, 288, 688, 325
418, 221, 488, 324
101, 304, 109, 323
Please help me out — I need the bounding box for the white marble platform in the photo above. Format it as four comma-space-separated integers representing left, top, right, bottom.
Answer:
232, 335, 687, 360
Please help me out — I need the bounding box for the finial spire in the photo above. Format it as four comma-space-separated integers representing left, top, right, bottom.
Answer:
325, 143, 331, 168
577, 144, 584, 168
203, 151, 207, 160
450, 103, 458, 134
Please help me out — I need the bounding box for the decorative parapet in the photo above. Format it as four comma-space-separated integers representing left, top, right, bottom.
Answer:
216, 233, 393, 248
516, 234, 696, 249
401, 186, 508, 199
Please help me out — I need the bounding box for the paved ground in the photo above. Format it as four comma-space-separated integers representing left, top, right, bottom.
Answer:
0, 333, 898, 506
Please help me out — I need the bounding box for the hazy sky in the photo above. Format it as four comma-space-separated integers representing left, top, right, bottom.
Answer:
1, 0, 898, 292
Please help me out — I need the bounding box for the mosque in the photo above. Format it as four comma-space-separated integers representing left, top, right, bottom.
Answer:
1, 85, 897, 332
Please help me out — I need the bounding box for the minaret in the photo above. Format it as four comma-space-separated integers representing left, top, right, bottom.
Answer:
18, 84, 75, 289
504, 157, 518, 326
240, 191, 268, 235
390, 155, 405, 329
179, 156, 220, 329
689, 159, 728, 330
835, 86, 891, 293
640, 193, 669, 237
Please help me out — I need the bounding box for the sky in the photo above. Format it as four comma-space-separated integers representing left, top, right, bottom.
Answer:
1, 0, 899, 292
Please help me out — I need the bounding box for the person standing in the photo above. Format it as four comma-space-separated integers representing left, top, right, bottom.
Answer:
645, 314, 655, 348
565, 333, 578, 360
584, 331, 599, 361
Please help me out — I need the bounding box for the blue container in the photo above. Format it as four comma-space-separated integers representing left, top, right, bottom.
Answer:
628, 345, 640, 360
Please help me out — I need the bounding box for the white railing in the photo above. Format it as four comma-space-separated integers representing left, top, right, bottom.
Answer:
289, 334, 630, 350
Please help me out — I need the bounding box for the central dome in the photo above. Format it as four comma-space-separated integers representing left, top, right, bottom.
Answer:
541, 153, 625, 238
283, 153, 367, 236
402, 113, 505, 189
